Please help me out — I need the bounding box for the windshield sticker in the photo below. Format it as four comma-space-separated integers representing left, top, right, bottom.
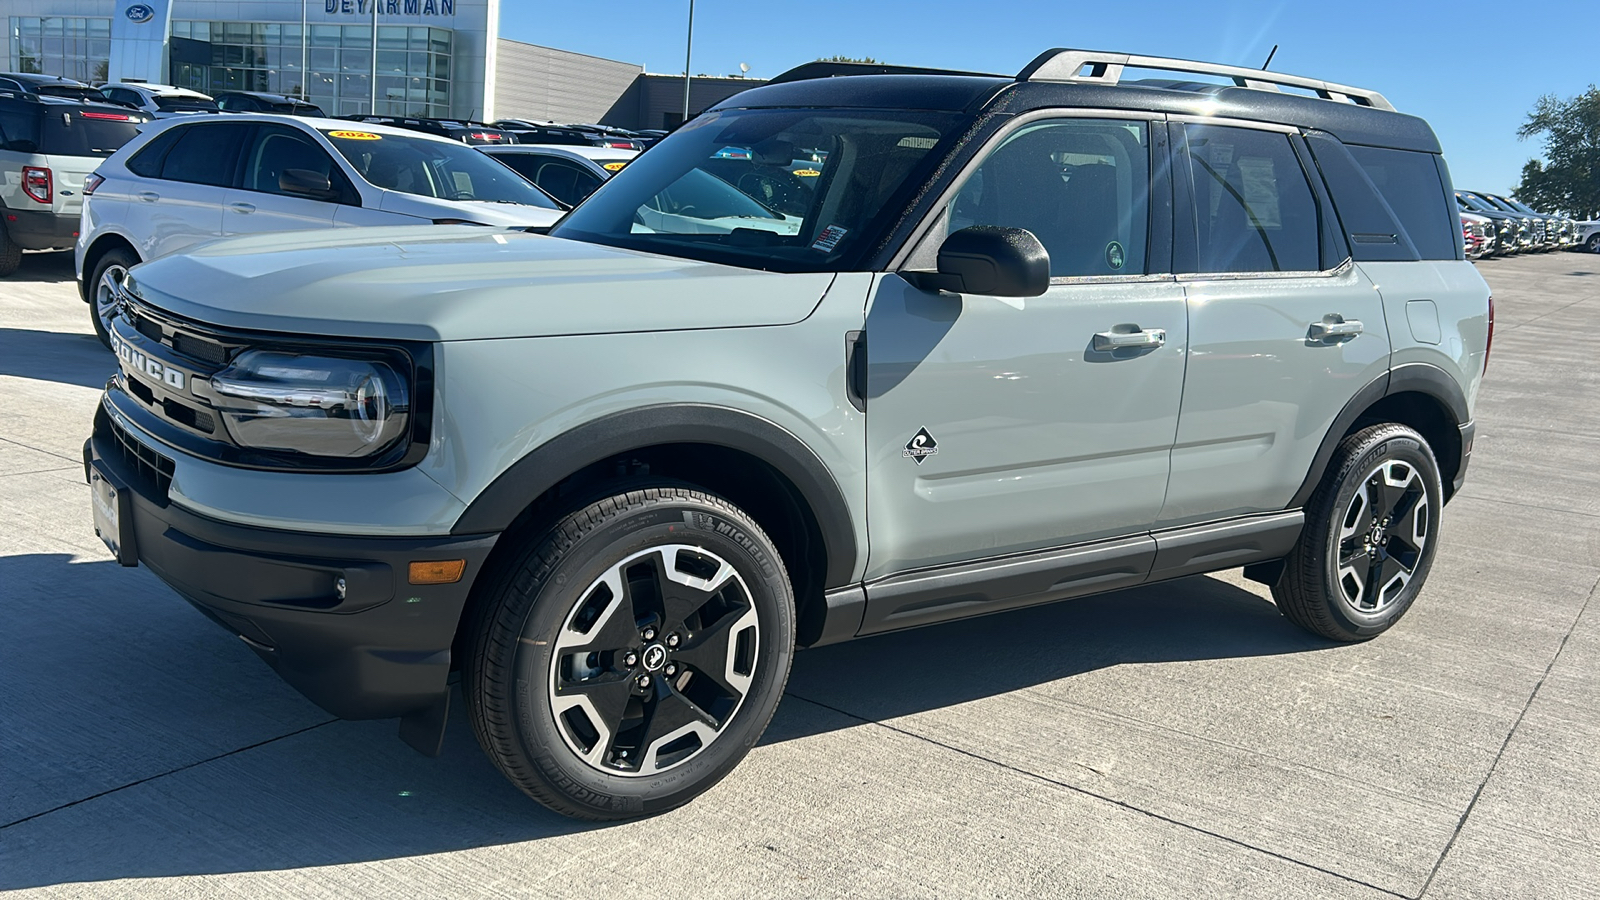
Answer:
602, 161, 628, 172
792, 168, 821, 177
812, 224, 849, 252
327, 130, 381, 140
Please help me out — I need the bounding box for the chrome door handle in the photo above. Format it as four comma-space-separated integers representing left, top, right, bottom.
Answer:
1094, 327, 1166, 351
228, 202, 256, 214
1309, 315, 1363, 340
137, 191, 158, 203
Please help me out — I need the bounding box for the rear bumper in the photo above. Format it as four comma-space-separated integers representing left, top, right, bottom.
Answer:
87, 408, 499, 720
3, 207, 79, 250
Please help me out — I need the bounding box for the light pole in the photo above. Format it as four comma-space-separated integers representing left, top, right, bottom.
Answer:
681, 0, 694, 124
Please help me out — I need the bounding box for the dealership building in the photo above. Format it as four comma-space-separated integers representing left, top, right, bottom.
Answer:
5, 0, 760, 129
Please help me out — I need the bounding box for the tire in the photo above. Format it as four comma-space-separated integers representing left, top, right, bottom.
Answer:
88, 248, 138, 350
0, 222, 21, 277
1587, 233, 1600, 254
1272, 423, 1443, 642
463, 485, 795, 819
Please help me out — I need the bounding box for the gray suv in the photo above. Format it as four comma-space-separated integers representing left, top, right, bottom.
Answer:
85, 49, 1491, 819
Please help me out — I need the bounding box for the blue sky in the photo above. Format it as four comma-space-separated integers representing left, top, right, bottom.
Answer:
501, 0, 1592, 196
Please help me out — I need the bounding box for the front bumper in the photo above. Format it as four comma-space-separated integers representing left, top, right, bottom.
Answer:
87, 406, 499, 720
3, 207, 79, 250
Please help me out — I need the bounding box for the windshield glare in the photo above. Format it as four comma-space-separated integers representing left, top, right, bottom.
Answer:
323, 129, 560, 208
551, 108, 962, 271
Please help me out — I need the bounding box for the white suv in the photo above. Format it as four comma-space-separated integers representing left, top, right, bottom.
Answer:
77, 115, 565, 345
98, 82, 218, 119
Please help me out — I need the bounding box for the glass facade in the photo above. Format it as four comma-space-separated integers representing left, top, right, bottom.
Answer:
167, 21, 452, 118
7, 17, 112, 83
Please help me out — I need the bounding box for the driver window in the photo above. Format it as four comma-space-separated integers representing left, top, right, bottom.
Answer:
950, 118, 1151, 277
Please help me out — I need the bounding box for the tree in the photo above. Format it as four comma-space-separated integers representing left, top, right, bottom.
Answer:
1514, 86, 1600, 219
817, 55, 882, 65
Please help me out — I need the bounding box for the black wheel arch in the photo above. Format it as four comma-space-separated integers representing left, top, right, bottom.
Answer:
1290, 363, 1470, 509
451, 404, 859, 594
79, 233, 140, 304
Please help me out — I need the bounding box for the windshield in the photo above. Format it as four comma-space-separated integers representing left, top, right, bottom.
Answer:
1476, 194, 1519, 213
323, 129, 561, 209
1457, 192, 1498, 214
154, 95, 218, 112
1500, 197, 1536, 214
551, 108, 964, 271
36, 84, 106, 101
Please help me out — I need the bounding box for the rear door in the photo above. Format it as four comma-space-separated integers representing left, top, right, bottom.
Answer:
222, 123, 344, 236
1158, 120, 1390, 526
130, 120, 249, 259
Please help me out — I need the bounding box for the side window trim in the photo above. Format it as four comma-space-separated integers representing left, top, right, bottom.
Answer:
897, 108, 1174, 281
1171, 118, 1337, 280
1290, 132, 1352, 270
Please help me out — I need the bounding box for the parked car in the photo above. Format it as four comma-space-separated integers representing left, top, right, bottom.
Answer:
1475, 192, 1558, 251
494, 119, 642, 150
0, 72, 110, 102
342, 115, 518, 146
1457, 192, 1521, 255
480, 144, 635, 206
76, 115, 564, 343
0, 92, 146, 276
99, 82, 218, 118
1461, 212, 1494, 259
86, 48, 1489, 821
1578, 220, 1600, 253
213, 91, 325, 116
1494, 195, 1577, 250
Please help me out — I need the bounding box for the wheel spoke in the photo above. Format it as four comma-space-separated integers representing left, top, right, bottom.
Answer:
651, 547, 738, 633
672, 605, 758, 704
555, 567, 637, 657
636, 689, 718, 773
1388, 489, 1428, 556
550, 672, 634, 767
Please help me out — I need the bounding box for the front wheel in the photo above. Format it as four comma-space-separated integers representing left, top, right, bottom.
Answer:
1272, 424, 1443, 642
89, 248, 138, 350
1587, 233, 1600, 254
463, 486, 794, 819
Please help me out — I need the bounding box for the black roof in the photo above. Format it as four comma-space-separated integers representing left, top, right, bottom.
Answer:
713, 62, 1440, 154
0, 72, 93, 87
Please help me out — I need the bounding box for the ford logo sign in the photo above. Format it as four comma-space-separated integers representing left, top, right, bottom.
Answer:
125, 4, 155, 23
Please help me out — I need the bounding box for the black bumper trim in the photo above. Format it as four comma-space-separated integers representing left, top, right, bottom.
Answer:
1453, 420, 1475, 497
3, 207, 79, 250
88, 421, 500, 721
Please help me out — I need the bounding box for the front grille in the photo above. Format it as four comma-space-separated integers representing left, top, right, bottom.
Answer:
107, 412, 174, 502
173, 332, 229, 367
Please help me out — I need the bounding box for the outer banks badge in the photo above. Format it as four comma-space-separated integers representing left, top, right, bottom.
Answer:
903, 427, 938, 465
1105, 240, 1126, 271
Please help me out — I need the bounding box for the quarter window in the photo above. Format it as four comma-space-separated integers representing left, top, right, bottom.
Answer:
1345, 145, 1456, 261
951, 119, 1152, 277
127, 126, 185, 178
1185, 125, 1320, 273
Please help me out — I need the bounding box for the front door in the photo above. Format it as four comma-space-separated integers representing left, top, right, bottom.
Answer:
222, 124, 342, 236
864, 115, 1186, 582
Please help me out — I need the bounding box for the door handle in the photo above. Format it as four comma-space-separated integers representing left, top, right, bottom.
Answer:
1309, 315, 1363, 340
1093, 327, 1166, 351
228, 202, 256, 214
137, 191, 159, 203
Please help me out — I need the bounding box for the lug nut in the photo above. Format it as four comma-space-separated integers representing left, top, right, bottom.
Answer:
637, 674, 651, 689
642, 627, 657, 641
623, 651, 638, 666
666, 633, 680, 648
665, 663, 678, 676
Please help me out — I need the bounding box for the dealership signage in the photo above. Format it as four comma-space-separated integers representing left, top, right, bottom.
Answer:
324, 0, 458, 14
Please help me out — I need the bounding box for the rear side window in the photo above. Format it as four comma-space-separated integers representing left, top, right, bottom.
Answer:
1305, 133, 1417, 262
127, 126, 185, 177
39, 112, 143, 158
159, 123, 249, 186
1184, 124, 1321, 273
1346, 146, 1456, 260
0, 105, 40, 152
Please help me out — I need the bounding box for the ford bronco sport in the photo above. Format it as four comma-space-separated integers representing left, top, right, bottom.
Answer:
86, 49, 1491, 819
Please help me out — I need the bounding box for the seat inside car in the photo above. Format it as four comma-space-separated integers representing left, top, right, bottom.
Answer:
251, 132, 332, 193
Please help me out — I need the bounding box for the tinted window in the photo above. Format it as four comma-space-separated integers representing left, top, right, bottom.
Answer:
40, 112, 143, 157
0, 104, 40, 152
1347, 146, 1456, 260
950, 119, 1151, 277
154, 95, 218, 113
527, 159, 601, 206
105, 88, 143, 108
324, 129, 559, 208
243, 125, 344, 199
159, 123, 248, 186
127, 126, 185, 177
1186, 124, 1320, 273
1305, 133, 1416, 262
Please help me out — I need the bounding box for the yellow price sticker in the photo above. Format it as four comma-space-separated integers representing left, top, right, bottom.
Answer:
601, 161, 628, 172
792, 168, 821, 177
327, 130, 382, 140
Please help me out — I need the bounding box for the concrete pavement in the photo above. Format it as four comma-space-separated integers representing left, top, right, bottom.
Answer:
1, 248, 1596, 898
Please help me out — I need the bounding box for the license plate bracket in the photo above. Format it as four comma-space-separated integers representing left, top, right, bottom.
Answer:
89, 458, 138, 567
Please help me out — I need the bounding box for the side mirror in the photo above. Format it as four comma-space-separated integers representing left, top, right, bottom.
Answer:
905, 226, 1050, 297
280, 168, 340, 202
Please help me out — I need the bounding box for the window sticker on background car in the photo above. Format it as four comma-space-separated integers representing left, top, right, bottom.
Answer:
328, 130, 381, 141
602, 161, 628, 172
811, 224, 848, 252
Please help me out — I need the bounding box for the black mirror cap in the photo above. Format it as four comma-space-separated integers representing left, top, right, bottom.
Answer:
914, 226, 1050, 297
280, 168, 340, 202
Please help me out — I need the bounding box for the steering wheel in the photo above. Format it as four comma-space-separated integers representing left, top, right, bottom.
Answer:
445, 190, 475, 201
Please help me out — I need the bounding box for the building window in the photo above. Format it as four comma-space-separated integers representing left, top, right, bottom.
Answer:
167, 21, 453, 119
8, 17, 112, 84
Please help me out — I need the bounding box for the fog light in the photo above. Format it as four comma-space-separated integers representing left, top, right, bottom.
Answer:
409, 560, 465, 585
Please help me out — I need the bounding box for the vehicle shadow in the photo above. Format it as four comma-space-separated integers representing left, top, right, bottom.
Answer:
0, 326, 114, 390
0, 553, 1326, 890
7, 249, 77, 284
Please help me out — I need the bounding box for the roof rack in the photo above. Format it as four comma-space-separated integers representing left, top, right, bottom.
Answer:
769, 61, 1002, 85
1017, 48, 1394, 111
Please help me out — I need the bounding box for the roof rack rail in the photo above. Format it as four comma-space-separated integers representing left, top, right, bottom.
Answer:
1017, 48, 1395, 112
769, 61, 1002, 85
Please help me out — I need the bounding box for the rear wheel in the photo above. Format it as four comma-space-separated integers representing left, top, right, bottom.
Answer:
89, 248, 137, 349
0, 222, 21, 277
1272, 424, 1442, 641
1587, 233, 1600, 254
463, 486, 794, 819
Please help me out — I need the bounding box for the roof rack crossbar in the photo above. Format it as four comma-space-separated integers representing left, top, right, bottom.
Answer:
1018, 49, 1395, 112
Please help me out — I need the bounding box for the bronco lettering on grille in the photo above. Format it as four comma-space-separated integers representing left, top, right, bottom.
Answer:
112, 333, 186, 391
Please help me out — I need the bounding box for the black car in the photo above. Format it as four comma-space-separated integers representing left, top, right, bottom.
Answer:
0, 72, 110, 102
1456, 192, 1522, 255
494, 119, 642, 150
213, 91, 326, 116
343, 115, 517, 146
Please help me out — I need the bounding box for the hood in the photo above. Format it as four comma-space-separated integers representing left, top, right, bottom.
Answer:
125, 226, 834, 342
378, 190, 564, 228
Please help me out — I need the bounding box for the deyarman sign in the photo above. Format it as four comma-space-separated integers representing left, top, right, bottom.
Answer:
325, 0, 458, 15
